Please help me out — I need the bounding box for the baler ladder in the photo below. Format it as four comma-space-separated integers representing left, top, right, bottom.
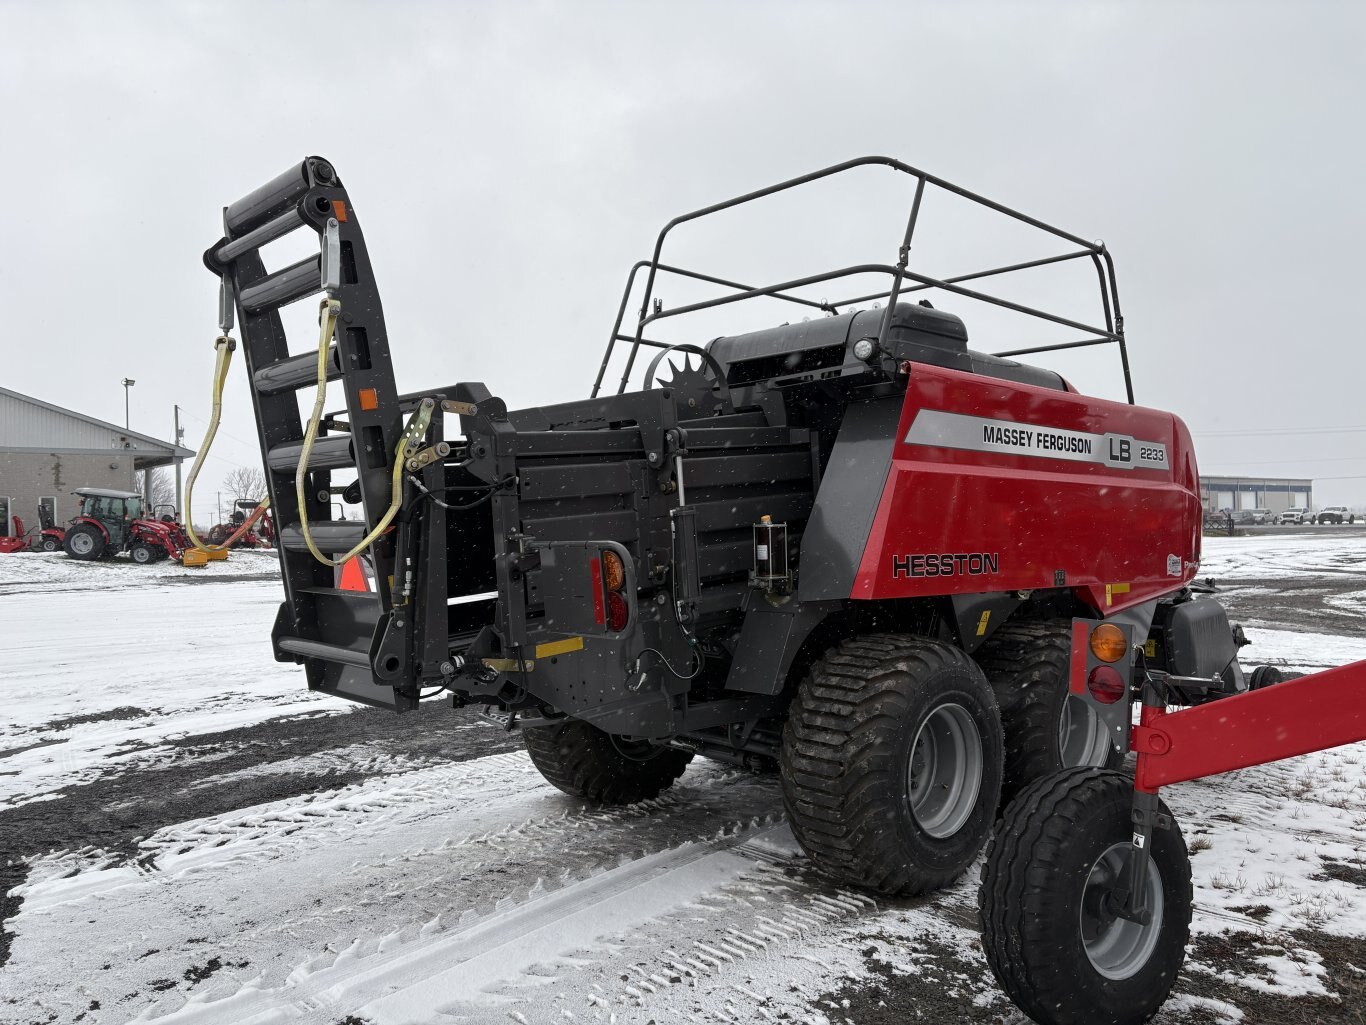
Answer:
203, 156, 447, 710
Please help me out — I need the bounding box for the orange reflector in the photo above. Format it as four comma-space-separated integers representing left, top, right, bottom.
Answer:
602, 550, 625, 591
1090, 623, 1128, 663
332, 199, 348, 222
358, 388, 379, 411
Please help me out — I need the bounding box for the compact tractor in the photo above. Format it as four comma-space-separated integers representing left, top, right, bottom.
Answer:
62, 487, 191, 563
201, 156, 1366, 1025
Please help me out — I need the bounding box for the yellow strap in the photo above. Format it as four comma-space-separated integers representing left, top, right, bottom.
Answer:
183, 335, 236, 552
294, 297, 424, 568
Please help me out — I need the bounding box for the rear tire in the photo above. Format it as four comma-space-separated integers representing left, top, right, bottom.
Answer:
976, 620, 1123, 804
979, 769, 1192, 1025
522, 718, 693, 805
63, 524, 105, 561
780, 634, 1003, 896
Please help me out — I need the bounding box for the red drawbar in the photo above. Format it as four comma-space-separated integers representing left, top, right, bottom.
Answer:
589, 557, 605, 626
1133, 660, 1366, 793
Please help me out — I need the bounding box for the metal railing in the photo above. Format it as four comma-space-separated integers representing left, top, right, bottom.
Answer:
591, 156, 1132, 404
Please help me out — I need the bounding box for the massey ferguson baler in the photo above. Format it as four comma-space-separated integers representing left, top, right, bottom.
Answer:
199, 156, 1366, 1025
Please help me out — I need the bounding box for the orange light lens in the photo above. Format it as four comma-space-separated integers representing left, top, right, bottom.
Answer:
602, 550, 625, 591
358, 388, 379, 411
1090, 623, 1128, 663
331, 199, 349, 222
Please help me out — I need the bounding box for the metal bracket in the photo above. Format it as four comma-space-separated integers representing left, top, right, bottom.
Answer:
400, 398, 436, 459
218, 274, 236, 333
441, 399, 478, 416
321, 217, 341, 296
406, 441, 451, 472
482, 657, 534, 674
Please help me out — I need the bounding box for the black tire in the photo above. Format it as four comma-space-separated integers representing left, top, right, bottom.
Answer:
780, 634, 1003, 896
40, 536, 61, 552
979, 768, 1192, 1025
522, 718, 693, 804
976, 620, 1124, 804
1248, 665, 1282, 691
129, 543, 156, 565
63, 524, 106, 561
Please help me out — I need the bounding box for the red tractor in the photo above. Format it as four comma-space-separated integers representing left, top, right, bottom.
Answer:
62, 488, 192, 563
0, 513, 66, 554
206, 498, 275, 548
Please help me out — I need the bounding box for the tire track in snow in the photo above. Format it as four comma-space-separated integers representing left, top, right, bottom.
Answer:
145, 821, 791, 1025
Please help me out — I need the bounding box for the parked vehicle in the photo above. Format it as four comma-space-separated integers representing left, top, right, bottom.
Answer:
201, 154, 1366, 1025
1278, 508, 1313, 525
62, 488, 192, 563
1317, 506, 1355, 524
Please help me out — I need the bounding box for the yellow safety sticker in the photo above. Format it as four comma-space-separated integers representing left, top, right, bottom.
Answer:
1104, 582, 1131, 607
535, 636, 585, 659
1144, 639, 1157, 658
976, 610, 991, 637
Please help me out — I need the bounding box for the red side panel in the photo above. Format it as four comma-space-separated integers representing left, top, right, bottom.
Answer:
852, 363, 1201, 614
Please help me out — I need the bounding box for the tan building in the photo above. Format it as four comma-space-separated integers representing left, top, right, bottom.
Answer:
0, 386, 193, 537
1199, 475, 1313, 515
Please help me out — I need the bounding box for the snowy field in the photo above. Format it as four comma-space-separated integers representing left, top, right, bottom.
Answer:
1, 537, 1364, 1024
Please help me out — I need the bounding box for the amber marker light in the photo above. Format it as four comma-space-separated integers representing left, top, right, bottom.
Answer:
1089, 622, 1128, 663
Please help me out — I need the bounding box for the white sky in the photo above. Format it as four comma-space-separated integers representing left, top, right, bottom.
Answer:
2, 0, 1365, 520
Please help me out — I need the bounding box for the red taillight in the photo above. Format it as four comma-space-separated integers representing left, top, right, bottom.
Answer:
606, 591, 629, 632
1087, 665, 1126, 704
589, 558, 605, 625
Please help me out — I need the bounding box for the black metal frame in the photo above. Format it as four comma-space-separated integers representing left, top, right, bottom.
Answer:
591, 156, 1133, 404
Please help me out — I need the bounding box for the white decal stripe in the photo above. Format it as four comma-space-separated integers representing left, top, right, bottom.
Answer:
904, 409, 1169, 471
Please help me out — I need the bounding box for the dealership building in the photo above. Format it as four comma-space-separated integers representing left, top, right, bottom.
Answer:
0, 386, 193, 538
1200, 475, 1313, 515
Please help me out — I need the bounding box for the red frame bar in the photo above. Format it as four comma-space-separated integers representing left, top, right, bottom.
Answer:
1133, 660, 1366, 793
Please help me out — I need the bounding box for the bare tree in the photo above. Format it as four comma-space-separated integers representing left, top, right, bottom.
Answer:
136, 468, 177, 512
222, 465, 268, 506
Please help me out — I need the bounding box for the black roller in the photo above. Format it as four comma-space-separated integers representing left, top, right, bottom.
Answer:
254, 346, 342, 395
239, 254, 322, 313
224, 155, 337, 237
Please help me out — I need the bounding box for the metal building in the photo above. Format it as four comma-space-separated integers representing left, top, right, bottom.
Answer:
1200, 474, 1313, 515
0, 386, 194, 539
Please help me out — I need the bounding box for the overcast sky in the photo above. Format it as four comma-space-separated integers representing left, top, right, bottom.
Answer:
3, 0, 1364, 520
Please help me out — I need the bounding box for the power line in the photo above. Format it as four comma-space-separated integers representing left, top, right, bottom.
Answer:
1194, 424, 1366, 438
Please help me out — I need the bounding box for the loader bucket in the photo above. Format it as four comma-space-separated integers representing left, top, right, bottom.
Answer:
182, 548, 229, 568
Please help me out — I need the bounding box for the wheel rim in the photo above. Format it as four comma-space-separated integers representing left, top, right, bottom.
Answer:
609, 735, 665, 763
1059, 695, 1111, 767
905, 702, 983, 839
1080, 842, 1164, 980
133, 547, 150, 563
69, 532, 94, 555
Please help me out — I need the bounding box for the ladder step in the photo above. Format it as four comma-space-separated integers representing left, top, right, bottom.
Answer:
253, 346, 342, 394
277, 635, 370, 668
279, 521, 369, 554
240, 254, 321, 313
214, 206, 307, 265
268, 435, 354, 473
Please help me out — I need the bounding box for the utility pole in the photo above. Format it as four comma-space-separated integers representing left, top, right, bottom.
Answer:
121, 378, 136, 429
174, 405, 185, 518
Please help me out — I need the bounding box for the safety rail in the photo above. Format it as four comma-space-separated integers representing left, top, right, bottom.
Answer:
592, 155, 1132, 403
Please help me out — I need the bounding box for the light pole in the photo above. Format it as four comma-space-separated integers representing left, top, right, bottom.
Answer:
174, 405, 185, 517
121, 378, 136, 429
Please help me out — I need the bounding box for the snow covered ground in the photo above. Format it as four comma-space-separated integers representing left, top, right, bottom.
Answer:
1, 537, 1364, 1024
